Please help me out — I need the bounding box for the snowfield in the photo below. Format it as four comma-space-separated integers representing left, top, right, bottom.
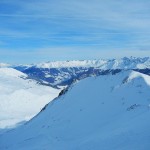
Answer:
0, 68, 60, 129
0, 70, 150, 150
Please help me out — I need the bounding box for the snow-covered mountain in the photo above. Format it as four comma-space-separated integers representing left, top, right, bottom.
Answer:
13, 57, 150, 87
1, 70, 150, 150
13, 57, 150, 69
1, 57, 150, 128
0, 68, 60, 129
33, 57, 150, 69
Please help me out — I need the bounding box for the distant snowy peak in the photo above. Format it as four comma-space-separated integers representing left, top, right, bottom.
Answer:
1, 57, 150, 70
34, 57, 150, 69
35, 60, 107, 68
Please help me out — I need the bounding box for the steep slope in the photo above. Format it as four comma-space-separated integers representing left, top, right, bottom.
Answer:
1, 70, 150, 150
0, 68, 60, 129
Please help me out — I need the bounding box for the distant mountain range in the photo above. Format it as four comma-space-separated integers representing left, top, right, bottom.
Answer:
12, 57, 150, 68
11, 57, 150, 87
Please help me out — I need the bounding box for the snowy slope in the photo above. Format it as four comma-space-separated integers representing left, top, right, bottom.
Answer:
1, 70, 150, 150
0, 68, 60, 129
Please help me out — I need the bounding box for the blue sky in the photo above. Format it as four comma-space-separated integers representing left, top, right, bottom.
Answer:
0, 0, 150, 64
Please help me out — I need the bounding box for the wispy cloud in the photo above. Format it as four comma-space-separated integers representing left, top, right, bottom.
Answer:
0, 0, 150, 63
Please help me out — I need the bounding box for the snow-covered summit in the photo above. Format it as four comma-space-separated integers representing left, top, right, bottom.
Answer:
1, 70, 150, 150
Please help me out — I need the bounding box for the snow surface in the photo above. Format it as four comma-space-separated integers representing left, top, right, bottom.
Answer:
0, 68, 60, 129
1, 70, 150, 150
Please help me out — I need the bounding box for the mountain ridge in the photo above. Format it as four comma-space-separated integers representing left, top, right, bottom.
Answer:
34, 57, 150, 69
1, 57, 150, 69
